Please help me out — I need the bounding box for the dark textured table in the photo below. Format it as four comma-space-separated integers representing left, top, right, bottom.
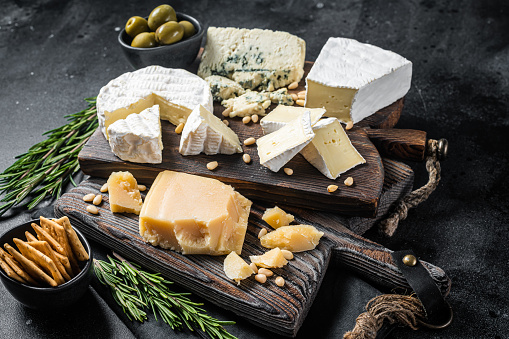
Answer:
1, 0, 508, 338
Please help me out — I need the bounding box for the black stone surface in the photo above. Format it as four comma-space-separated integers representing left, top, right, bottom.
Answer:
1, 0, 508, 338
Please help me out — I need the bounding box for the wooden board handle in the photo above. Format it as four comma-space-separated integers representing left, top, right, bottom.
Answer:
365, 128, 427, 162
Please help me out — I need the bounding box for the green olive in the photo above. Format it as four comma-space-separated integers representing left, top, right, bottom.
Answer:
179, 20, 196, 39
131, 32, 157, 48
155, 21, 184, 45
148, 4, 177, 31
125, 16, 150, 38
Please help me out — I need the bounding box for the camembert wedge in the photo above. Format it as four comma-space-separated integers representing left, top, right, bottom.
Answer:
260, 105, 326, 134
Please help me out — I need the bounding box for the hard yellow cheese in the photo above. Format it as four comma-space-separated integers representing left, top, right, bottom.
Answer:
262, 206, 294, 229
139, 171, 252, 255
249, 248, 288, 268
260, 225, 324, 252
224, 251, 254, 285
107, 171, 143, 215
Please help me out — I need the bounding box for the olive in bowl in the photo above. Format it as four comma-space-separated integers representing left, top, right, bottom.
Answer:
0, 219, 93, 310
118, 12, 204, 69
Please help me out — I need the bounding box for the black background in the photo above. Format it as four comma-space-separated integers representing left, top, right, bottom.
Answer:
0, 0, 508, 338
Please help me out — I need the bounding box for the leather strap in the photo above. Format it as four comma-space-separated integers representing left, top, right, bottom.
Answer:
392, 250, 452, 327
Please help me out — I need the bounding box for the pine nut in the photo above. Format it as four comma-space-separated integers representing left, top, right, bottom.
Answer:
251, 114, 259, 123
223, 119, 229, 126
100, 183, 108, 193
255, 274, 267, 284
297, 93, 306, 100
244, 137, 256, 146
258, 268, 273, 277
297, 90, 306, 96
288, 82, 299, 90
175, 122, 185, 134
262, 100, 271, 109
243, 153, 251, 164
250, 263, 258, 274
275, 276, 285, 287
327, 184, 338, 193
296, 99, 305, 107
344, 177, 354, 186
86, 205, 99, 214
284, 168, 293, 176
92, 195, 102, 205
281, 250, 294, 260
258, 228, 267, 239
242, 116, 251, 124
83, 193, 95, 202
206, 161, 218, 171
138, 184, 146, 192
291, 93, 298, 101
222, 107, 233, 117
346, 121, 354, 130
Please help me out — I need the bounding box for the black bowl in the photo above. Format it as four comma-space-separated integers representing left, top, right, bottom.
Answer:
118, 12, 204, 69
0, 219, 93, 309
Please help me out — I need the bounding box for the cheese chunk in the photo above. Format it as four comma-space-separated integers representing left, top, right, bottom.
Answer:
198, 27, 305, 91
205, 75, 245, 102
222, 90, 271, 118
300, 118, 365, 179
260, 106, 326, 134
107, 171, 143, 215
260, 225, 324, 252
107, 105, 163, 164
249, 248, 288, 268
269, 88, 294, 106
305, 37, 412, 124
97, 66, 213, 139
179, 105, 242, 155
256, 111, 315, 172
224, 251, 254, 285
139, 171, 252, 255
262, 206, 294, 229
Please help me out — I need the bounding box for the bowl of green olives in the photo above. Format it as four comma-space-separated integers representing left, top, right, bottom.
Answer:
118, 5, 204, 69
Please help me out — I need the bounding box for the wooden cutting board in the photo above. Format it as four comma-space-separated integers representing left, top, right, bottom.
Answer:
54, 159, 450, 337
78, 62, 408, 218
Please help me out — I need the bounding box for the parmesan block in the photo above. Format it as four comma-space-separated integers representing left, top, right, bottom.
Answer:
107, 171, 143, 215
139, 171, 252, 255
249, 248, 288, 268
224, 251, 254, 285
260, 225, 324, 252
262, 206, 295, 229
260, 105, 326, 134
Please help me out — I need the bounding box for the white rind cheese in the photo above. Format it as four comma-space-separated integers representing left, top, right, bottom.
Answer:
179, 105, 242, 155
305, 37, 412, 124
97, 66, 213, 139
205, 75, 245, 102
107, 105, 163, 164
198, 27, 306, 91
300, 118, 365, 179
256, 111, 315, 172
260, 106, 326, 134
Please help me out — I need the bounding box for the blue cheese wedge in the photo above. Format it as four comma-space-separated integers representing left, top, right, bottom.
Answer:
97, 66, 213, 139
260, 106, 326, 134
205, 75, 245, 102
107, 105, 163, 164
222, 90, 272, 118
300, 118, 365, 179
305, 37, 412, 124
198, 27, 306, 91
179, 105, 242, 155
256, 111, 315, 172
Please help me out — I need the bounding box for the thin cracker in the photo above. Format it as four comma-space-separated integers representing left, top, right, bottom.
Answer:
31, 223, 65, 255
28, 241, 71, 282
0, 256, 27, 284
25, 231, 38, 242
53, 223, 80, 274
56, 216, 89, 261
0, 247, 39, 285
40, 216, 58, 239
4, 243, 57, 287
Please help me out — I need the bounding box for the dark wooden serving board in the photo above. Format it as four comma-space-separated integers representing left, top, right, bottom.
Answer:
54, 158, 450, 337
79, 62, 408, 218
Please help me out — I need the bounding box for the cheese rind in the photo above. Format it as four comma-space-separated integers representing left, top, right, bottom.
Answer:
260, 106, 326, 134
179, 105, 242, 155
256, 111, 315, 172
300, 118, 365, 179
260, 225, 324, 252
107, 105, 163, 164
305, 37, 412, 124
262, 206, 294, 229
224, 252, 254, 285
139, 171, 252, 255
107, 171, 143, 215
205, 75, 245, 102
97, 66, 213, 138
198, 27, 306, 91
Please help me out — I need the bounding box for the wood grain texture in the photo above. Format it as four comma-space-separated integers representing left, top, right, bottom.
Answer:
366, 128, 427, 162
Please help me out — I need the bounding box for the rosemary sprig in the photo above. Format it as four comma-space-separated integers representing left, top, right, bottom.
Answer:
0, 97, 98, 216
93, 253, 237, 339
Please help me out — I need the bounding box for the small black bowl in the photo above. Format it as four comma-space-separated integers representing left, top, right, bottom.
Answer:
0, 219, 93, 310
118, 12, 204, 70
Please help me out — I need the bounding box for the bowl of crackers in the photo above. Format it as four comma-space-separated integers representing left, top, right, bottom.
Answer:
0, 216, 93, 309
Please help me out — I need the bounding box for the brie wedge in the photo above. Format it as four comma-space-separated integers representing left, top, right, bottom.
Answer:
300, 118, 365, 179
256, 111, 315, 172
107, 105, 163, 164
260, 105, 326, 134
179, 105, 242, 155
305, 37, 412, 124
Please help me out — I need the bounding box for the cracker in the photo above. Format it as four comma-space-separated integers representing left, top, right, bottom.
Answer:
56, 216, 89, 261
31, 223, 65, 255
0, 255, 27, 284
3, 243, 57, 287
25, 231, 38, 242
0, 247, 39, 285
28, 240, 71, 282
